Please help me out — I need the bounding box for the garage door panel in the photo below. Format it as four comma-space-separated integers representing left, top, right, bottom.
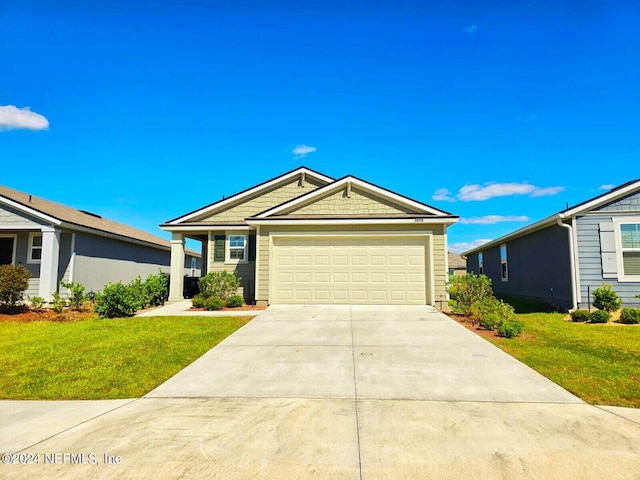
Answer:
272, 236, 427, 305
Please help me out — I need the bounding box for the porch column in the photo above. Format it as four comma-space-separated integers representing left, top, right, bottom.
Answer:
39, 227, 60, 302
168, 233, 185, 302
200, 238, 208, 275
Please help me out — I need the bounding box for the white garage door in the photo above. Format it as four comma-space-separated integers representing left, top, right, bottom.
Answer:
271, 236, 428, 305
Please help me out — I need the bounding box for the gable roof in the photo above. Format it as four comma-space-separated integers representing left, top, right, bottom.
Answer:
448, 252, 467, 269
164, 166, 334, 225
250, 174, 456, 219
0, 185, 180, 251
462, 178, 640, 256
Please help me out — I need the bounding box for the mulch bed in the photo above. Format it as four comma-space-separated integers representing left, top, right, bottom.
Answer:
189, 304, 267, 312
445, 311, 502, 340
0, 308, 96, 323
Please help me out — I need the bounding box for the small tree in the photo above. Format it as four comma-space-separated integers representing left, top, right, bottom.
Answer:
198, 271, 241, 300
592, 283, 621, 312
448, 273, 493, 317
60, 281, 86, 311
0, 264, 31, 308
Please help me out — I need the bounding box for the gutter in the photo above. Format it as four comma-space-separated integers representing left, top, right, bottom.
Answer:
556, 215, 578, 311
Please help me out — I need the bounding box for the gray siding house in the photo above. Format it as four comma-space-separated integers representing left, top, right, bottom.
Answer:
463, 180, 640, 310
0, 185, 200, 301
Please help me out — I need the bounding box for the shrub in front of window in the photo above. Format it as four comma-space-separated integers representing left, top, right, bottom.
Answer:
95, 282, 139, 318
589, 310, 611, 324
198, 271, 241, 300
448, 273, 493, 317
498, 319, 524, 338
592, 283, 621, 312
620, 308, 640, 325
570, 309, 591, 322
473, 295, 516, 330
204, 297, 224, 311
0, 264, 31, 308
225, 295, 245, 308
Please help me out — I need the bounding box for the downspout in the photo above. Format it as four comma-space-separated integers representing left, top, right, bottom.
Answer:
556, 216, 578, 311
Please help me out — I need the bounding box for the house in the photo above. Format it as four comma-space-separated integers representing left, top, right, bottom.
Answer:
463, 179, 640, 310
0, 185, 200, 301
162, 167, 459, 306
448, 252, 467, 277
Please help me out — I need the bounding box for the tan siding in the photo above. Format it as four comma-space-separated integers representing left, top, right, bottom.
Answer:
206, 230, 257, 302
257, 223, 447, 305
281, 186, 416, 216
200, 177, 325, 222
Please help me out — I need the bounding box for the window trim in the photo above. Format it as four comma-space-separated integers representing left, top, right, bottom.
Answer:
0, 234, 17, 265
500, 243, 508, 282
27, 232, 43, 264
614, 216, 640, 282
226, 233, 247, 263
478, 252, 484, 275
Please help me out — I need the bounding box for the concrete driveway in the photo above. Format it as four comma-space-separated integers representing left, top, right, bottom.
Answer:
2, 305, 640, 479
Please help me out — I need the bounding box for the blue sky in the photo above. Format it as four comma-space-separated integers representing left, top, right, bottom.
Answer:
2, 0, 639, 253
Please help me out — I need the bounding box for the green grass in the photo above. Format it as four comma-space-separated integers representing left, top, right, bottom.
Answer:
0, 316, 251, 400
487, 313, 640, 407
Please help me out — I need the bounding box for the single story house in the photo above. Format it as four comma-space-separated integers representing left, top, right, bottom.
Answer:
162, 166, 459, 306
0, 185, 200, 301
463, 179, 640, 310
448, 252, 467, 277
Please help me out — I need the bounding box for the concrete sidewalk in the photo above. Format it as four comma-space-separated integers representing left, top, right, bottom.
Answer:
2, 305, 639, 479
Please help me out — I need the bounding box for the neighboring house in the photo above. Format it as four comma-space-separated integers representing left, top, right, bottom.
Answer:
162, 166, 459, 306
0, 185, 200, 301
448, 252, 467, 277
463, 179, 640, 310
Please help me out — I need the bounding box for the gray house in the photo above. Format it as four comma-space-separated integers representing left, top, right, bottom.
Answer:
463, 180, 640, 310
0, 185, 200, 301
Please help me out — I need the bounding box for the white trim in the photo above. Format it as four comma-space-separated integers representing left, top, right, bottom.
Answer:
0, 224, 49, 230
27, 232, 43, 264
161, 225, 253, 232
168, 168, 334, 224
613, 216, 640, 282
256, 176, 451, 218
563, 181, 640, 217
247, 217, 457, 226
69, 233, 76, 284
571, 217, 582, 304
254, 225, 261, 301
267, 232, 434, 306
206, 230, 212, 274
0, 233, 17, 265
225, 231, 248, 264
0, 196, 62, 226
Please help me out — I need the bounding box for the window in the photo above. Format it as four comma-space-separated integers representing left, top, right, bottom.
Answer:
28, 233, 43, 263
228, 235, 247, 261
620, 223, 640, 276
478, 252, 483, 275
500, 244, 508, 281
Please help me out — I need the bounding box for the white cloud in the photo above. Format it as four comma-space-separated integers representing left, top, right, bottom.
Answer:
465, 25, 478, 34
459, 215, 531, 225
432, 188, 455, 202
448, 239, 491, 254
529, 186, 565, 197
599, 184, 615, 190
292, 144, 317, 159
0, 105, 49, 131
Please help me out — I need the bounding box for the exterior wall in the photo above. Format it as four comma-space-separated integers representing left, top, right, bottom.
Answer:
0, 204, 47, 227
206, 231, 255, 302
468, 225, 573, 309
576, 192, 640, 308
285, 187, 415, 215
72, 232, 171, 293
257, 224, 447, 306
201, 177, 326, 222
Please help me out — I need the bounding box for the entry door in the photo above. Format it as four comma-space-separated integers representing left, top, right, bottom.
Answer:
0, 237, 15, 265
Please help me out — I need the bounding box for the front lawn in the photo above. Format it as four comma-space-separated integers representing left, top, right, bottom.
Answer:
485, 313, 640, 407
0, 316, 252, 400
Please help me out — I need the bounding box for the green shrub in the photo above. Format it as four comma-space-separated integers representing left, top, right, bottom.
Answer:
95, 282, 138, 318
51, 292, 67, 314
570, 309, 591, 322
143, 272, 169, 307
204, 297, 224, 311
620, 308, 640, 325
0, 264, 31, 307
590, 310, 611, 324
498, 319, 525, 338
592, 284, 621, 312
127, 276, 147, 311
225, 295, 245, 308
60, 281, 86, 310
448, 274, 493, 317
199, 271, 241, 301
473, 296, 515, 330
28, 295, 45, 311
191, 294, 206, 308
